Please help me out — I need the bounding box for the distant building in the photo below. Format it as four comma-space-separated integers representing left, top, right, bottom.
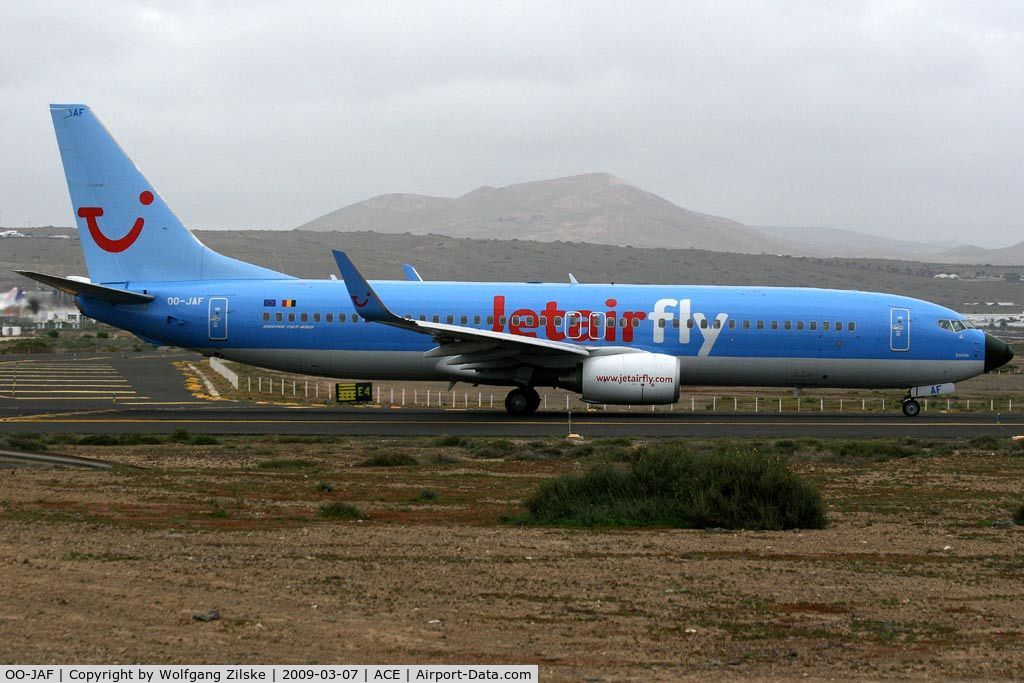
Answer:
933, 273, 959, 279
1, 325, 22, 336
0, 230, 25, 238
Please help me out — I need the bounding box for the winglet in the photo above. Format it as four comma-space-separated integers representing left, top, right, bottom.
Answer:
332, 250, 403, 323
402, 264, 424, 281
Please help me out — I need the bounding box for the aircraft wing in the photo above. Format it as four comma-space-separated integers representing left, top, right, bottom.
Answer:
332, 251, 590, 374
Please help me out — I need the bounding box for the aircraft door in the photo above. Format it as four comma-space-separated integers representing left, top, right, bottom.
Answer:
890, 307, 909, 352
208, 297, 228, 341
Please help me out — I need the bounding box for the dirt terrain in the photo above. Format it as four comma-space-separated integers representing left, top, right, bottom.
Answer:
1, 435, 1023, 680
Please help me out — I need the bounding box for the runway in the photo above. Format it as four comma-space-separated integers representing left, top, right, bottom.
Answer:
3, 352, 1022, 437
2, 402, 1023, 437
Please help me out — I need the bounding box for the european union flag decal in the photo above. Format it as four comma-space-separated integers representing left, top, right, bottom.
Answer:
263, 299, 276, 307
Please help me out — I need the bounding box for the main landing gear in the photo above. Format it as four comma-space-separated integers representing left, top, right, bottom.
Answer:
901, 397, 921, 417
505, 387, 541, 416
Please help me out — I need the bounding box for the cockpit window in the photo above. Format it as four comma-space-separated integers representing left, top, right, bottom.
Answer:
962, 320, 975, 329
951, 320, 966, 332
938, 320, 953, 331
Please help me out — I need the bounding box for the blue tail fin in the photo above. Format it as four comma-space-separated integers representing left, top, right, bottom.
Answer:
50, 104, 291, 284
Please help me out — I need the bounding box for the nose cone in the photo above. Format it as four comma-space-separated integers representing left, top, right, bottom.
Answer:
984, 333, 1015, 373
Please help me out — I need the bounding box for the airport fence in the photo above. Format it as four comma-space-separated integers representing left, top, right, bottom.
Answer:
232, 375, 1023, 414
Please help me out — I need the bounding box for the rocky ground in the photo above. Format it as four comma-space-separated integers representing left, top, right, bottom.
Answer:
1, 435, 1023, 680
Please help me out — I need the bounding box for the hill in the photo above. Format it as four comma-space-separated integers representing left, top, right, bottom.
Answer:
5, 228, 1021, 312
298, 172, 785, 254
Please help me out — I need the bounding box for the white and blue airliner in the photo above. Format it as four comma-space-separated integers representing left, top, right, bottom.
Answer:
18, 105, 1014, 416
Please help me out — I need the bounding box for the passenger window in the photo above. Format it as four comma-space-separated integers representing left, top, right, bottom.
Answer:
756, 321, 764, 330
713, 318, 721, 329
771, 321, 778, 330
728, 319, 736, 329
848, 321, 855, 331
619, 318, 627, 328
326, 313, 333, 322
262, 312, 269, 321
511, 315, 520, 326
687, 319, 694, 329
352, 314, 360, 323
822, 321, 830, 331
796, 321, 804, 330
432, 315, 439, 323
288, 313, 295, 322
460, 315, 467, 325
474, 315, 481, 325
487, 316, 494, 325
672, 319, 680, 328
446, 315, 454, 324
835, 321, 843, 331
499, 316, 507, 325
300, 313, 308, 322
809, 321, 817, 331
632, 318, 640, 328
313, 313, 320, 322
339, 313, 346, 323
610, 318, 618, 328
275, 312, 282, 322
742, 320, 750, 330
657, 319, 666, 328
784, 321, 791, 330
700, 318, 708, 329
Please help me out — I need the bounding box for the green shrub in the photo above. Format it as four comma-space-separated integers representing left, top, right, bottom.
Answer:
316, 481, 334, 492
96, 331, 109, 339
0, 338, 54, 354
1013, 503, 1024, 526
257, 458, 318, 470
319, 501, 364, 520
523, 444, 827, 530
76, 434, 162, 446
167, 429, 218, 446
359, 453, 418, 467
432, 435, 465, 447
46, 330, 59, 339
5, 433, 47, 452
414, 489, 438, 501
968, 435, 1001, 450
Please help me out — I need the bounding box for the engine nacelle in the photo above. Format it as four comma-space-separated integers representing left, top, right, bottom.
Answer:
580, 353, 681, 405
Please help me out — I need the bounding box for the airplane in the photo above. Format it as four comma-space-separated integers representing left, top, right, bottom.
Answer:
0, 287, 26, 315
15, 104, 1014, 417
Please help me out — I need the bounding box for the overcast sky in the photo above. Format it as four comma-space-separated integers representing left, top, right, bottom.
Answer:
2, 1, 1022, 246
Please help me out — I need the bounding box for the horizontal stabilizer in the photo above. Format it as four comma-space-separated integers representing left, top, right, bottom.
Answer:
14, 270, 154, 304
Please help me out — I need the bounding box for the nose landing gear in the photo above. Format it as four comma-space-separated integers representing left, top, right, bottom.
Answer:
505, 387, 541, 416
901, 398, 921, 417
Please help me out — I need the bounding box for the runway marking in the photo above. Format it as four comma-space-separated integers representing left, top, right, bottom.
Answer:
0, 408, 121, 422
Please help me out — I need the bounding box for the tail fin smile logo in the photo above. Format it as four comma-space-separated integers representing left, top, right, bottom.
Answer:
351, 294, 370, 308
77, 190, 153, 253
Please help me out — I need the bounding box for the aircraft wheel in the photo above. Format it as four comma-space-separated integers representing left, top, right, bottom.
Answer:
505, 388, 539, 416
901, 398, 921, 417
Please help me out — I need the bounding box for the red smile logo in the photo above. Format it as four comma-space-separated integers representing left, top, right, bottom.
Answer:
77, 190, 153, 253
351, 294, 369, 308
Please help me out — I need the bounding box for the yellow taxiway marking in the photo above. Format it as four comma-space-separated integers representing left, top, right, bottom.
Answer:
0, 396, 149, 402
0, 408, 122, 421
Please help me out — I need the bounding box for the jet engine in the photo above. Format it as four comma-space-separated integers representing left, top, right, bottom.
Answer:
579, 353, 680, 404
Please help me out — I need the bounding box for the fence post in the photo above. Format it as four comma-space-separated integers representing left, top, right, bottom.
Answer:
247, 376, 251, 392
778, 397, 782, 412
402, 388, 406, 406
1010, 398, 1013, 411
292, 380, 296, 396
566, 395, 569, 410
839, 398, 843, 412
391, 387, 394, 404
427, 389, 431, 406
543, 395, 547, 410
733, 396, 737, 411
881, 399, 885, 411
315, 383, 319, 399
754, 396, 759, 412
712, 396, 717, 411
478, 392, 482, 408
947, 398, 951, 411
862, 398, 865, 411
691, 397, 695, 411
490, 394, 494, 408
820, 397, 824, 411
